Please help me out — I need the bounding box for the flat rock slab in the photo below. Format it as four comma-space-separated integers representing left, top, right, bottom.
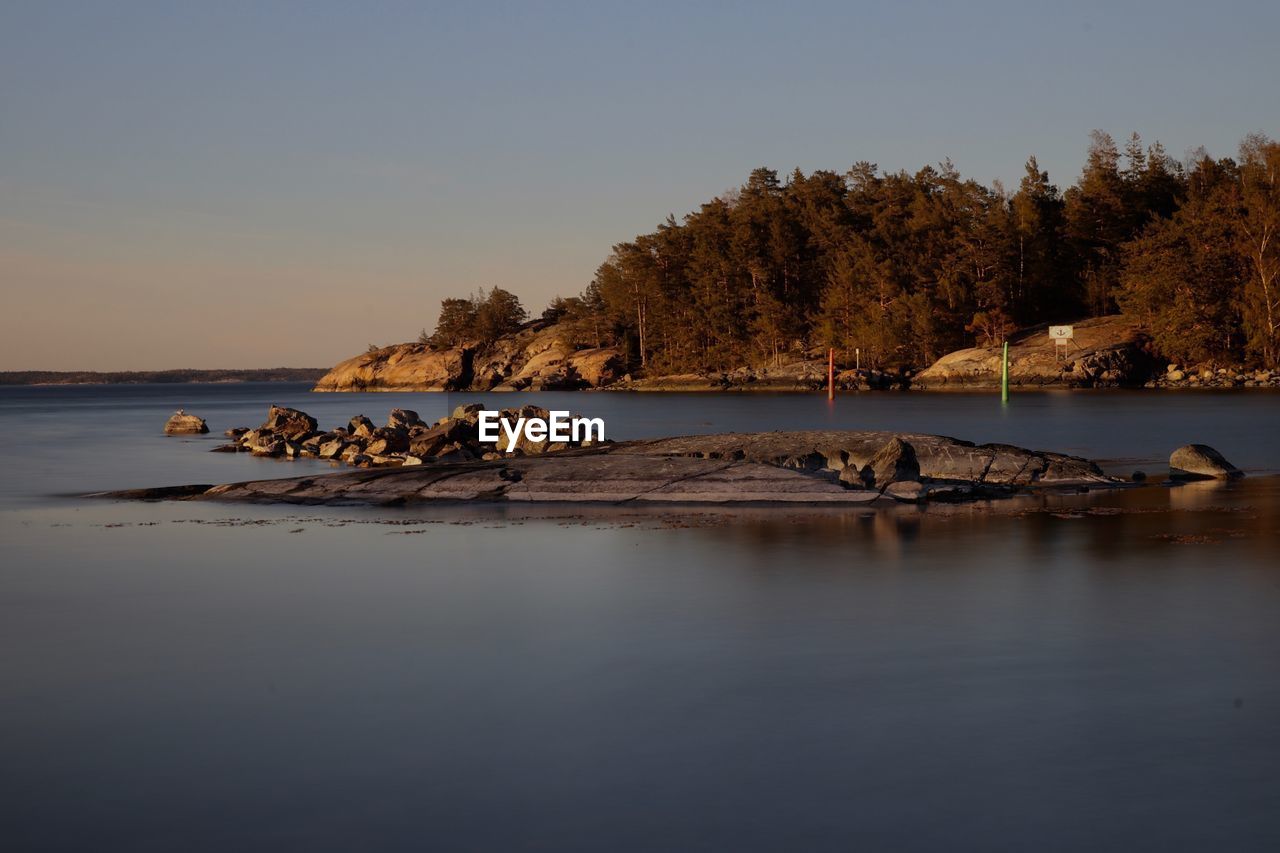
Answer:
616, 430, 1112, 487
505, 455, 883, 504
100, 430, 1120, 507
111, 453, 884, 506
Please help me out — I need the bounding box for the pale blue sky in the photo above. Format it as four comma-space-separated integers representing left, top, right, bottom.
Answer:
2, 0, 1276, 369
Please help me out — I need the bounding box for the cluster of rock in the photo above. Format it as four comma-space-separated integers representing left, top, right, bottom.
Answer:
610, 362, 910, 392
310, 312, 1280, 394
314, 318, 917, 394
159, 426, 1125, 507
313, 321, 626, 392
1145, 364, 1279, 389
624, 430, 1118, 502
912, 315, 1156, 389
216, 403, 599, 468
126, 412, 1249, 506
163, 410, 208, 434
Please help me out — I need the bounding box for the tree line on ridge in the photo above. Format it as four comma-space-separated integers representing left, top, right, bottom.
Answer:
430, 132, 1280, 372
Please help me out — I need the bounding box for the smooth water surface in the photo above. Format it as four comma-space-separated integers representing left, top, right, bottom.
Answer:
2, 384, 1280, 851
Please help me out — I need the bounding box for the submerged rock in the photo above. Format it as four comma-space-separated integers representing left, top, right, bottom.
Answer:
1169, 444, 1244, 480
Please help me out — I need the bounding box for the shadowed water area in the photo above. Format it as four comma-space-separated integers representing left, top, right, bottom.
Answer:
2, 384, 1279, 851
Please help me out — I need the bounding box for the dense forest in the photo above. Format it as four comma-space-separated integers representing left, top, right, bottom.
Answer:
437, 132, 1280, 371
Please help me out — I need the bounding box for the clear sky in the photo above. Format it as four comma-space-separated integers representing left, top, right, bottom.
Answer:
2, 0, 1276, 370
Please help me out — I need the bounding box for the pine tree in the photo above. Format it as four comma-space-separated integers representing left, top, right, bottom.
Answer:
1237, 135, 1280, 367
1064, 130, 1129, 315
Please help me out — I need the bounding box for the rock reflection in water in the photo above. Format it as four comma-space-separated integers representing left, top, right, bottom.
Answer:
464, 475, 1280, 563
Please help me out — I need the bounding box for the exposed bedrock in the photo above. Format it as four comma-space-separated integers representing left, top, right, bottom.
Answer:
615, 431, 1113, 493
912, 315, 1156, 389
313, 321, 626, 392
106, 429, 1122, 507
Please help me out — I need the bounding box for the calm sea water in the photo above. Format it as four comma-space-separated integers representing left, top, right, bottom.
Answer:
3, 384, 1280, 851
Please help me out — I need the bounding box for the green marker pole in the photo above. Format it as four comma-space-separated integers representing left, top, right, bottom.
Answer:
1001, 340, 1009, 403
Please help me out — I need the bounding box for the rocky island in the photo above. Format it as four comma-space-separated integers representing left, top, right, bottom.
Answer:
105, 402, 1218, 507
163, 410, 209, 434
105, 430, 1125, 506
311, 312, 1280, 394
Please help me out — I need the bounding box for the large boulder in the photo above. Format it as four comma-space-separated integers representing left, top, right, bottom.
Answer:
259, 405, 318, 440
366, 426, 410, 455
864, 437, 920, 489
239, 428, 279, 455
511, 404, 552, 422
1169, 444, 1243, 480
387, 408, 424, 430
318, 438, 348, 460
250, 438, 285, 458
434, 442, 478, 463
409, 418, 479, 456
348, 415, 375, 437
164, 411, 208, 434
508, 336, 574, 387
568, 347, 627, 387
313, 344, 471, 392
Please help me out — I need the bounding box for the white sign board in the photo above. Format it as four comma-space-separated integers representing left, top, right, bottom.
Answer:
1049, 325, 1074, 341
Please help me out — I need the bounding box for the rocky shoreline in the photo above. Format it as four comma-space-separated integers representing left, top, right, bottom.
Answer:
105, 400, 1241, 508
117, 399, 1250, 507
211, 403, 601, 468
911, 315, 1155, 389
311, 314, 1280, 394
106, 430, 1119, 506
1145, 364, 1279, 389
313, 321, 628, 393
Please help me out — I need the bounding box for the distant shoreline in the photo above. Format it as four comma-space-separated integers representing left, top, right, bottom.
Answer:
0, 369, 328, 386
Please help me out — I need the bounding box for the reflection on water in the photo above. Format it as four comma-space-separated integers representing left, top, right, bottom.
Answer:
2, 385, 1280, 851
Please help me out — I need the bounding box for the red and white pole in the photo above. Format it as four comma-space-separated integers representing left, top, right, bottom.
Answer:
828, 348, 835, 401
